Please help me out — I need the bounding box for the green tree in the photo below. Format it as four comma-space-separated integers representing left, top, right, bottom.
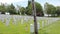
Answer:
7, 4, 17, 15
35, 2, 44, 16
26, 4, 32, 15
56, 6, 60, 16
26, 2, 44, 16
20, 7, 26, 15
0, 4, 6, 14
44, 2, 56, 16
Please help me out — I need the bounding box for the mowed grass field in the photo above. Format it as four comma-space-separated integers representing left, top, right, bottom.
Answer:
0, 18, 60, 34
39, 20, 60, 34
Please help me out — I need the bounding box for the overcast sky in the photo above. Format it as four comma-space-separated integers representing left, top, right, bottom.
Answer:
0, 0, 60, 7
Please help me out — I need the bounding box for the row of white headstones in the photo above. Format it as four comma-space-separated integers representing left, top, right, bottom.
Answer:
0, 15, 60, 33
30, 17, 60, 33
0, 15, 33, 25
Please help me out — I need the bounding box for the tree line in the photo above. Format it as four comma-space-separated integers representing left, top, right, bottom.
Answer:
44, 2, 60, 17
0, 2, 60, 16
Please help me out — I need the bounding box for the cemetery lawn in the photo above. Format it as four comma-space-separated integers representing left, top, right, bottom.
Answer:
39, 20, 60, 34
0, 20, 60, 34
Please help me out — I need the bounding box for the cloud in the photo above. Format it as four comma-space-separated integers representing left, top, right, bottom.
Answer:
0, 0, 28, 4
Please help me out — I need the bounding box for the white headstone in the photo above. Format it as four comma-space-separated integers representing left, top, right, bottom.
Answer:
24, 17, 28, 22
37, 23, 40, 29
13, 17, 17, 25
30, 24, 34, 33
5, 18, 10, 26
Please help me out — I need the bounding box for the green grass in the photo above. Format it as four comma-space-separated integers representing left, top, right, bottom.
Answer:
0, 18, 60, 34
0, 18, 32, 34
39, 20, 60, 34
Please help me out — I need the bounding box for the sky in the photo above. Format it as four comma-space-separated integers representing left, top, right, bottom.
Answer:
0, 0, 60, 7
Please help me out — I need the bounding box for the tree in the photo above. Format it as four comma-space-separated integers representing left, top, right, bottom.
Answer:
26, 4, 32, 15
44, 2, 56, 16
26, 2, 44, 16
20, 7, 26, 15
0, 4, 6, 14
56, 6, 60, 16
7, 4, 17, 15
35, 2, 44, 16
